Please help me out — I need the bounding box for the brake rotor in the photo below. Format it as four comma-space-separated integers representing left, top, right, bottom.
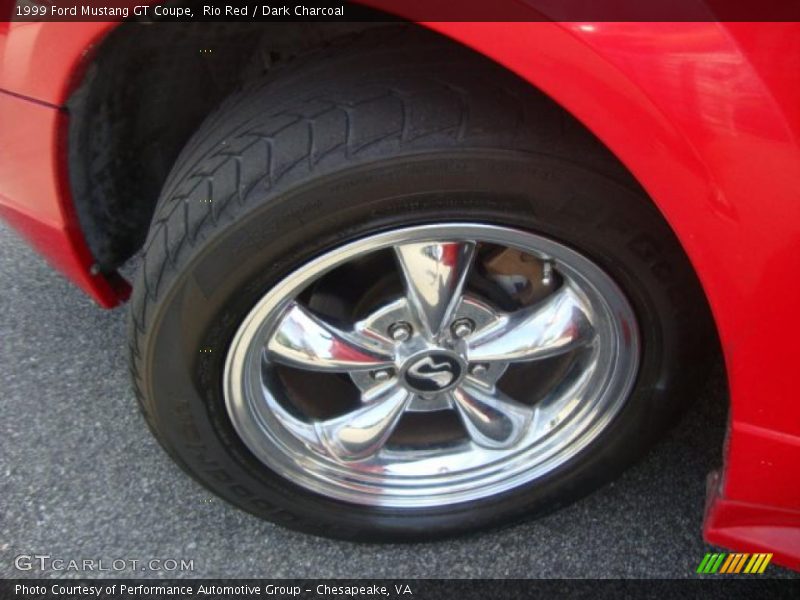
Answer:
482, 247, 555, 306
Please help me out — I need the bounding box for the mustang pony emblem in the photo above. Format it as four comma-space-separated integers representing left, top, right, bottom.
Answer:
405, 355, 462, 392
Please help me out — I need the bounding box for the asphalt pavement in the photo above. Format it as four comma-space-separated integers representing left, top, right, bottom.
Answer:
1, 220, 796, 580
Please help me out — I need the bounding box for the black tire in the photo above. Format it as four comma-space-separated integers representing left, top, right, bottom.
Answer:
129, 27, 715, 541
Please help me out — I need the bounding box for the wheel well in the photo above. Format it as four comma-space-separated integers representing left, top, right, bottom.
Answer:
66, 20, 387, 272
66, 19, 631, 273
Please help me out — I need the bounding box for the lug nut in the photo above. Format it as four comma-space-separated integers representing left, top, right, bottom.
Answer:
371, 369, 394, 382
451, 318, 475, 339
388, 322, 413, 342
470, 363, 489, 377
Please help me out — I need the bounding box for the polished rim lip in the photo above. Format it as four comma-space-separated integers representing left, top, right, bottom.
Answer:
224, 223, 640, 508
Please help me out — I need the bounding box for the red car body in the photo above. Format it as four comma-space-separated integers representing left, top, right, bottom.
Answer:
1, 10, 799, 569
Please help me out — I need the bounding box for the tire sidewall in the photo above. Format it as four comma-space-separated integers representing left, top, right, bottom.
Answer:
136, 151, 699, 540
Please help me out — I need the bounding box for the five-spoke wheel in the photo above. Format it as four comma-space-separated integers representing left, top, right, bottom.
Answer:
131, 34, 715, 538
224, 224, 639, 507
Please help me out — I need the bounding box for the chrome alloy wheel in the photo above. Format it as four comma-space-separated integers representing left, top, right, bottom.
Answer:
224, 224, 640, 508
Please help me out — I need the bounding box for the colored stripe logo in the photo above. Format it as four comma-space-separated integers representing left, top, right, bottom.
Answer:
696, 553, 772, 574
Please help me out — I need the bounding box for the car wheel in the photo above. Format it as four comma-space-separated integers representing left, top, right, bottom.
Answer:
129, 29, 714, 540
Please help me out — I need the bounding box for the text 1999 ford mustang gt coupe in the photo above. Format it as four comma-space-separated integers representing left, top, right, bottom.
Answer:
1, 1, 798, 570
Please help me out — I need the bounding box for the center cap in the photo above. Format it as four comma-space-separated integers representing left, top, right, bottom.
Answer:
402, 351, 465, 393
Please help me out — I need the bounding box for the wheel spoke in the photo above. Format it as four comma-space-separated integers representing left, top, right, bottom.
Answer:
451, 383, 533, 449
467, 285, 595, 364
394, 241, 476, 338
315, 384, 412, 461
267, 301, 393, 372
